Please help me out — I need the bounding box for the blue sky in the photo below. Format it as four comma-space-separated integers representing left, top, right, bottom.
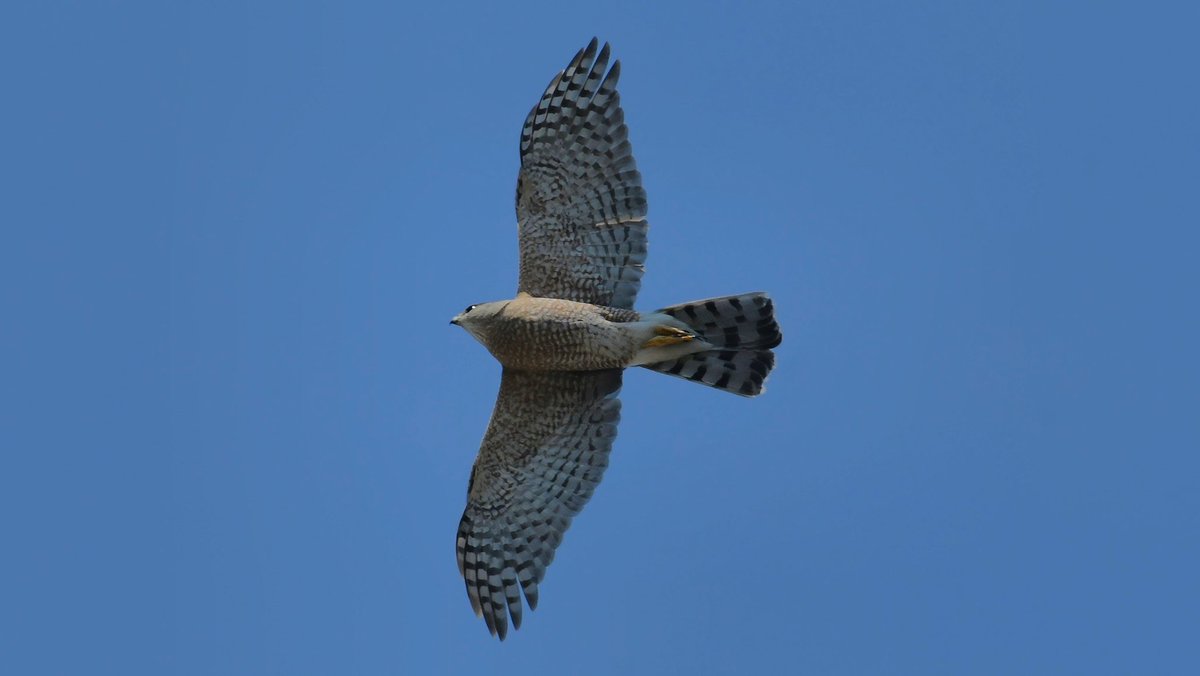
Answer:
3, 1, 1197, 674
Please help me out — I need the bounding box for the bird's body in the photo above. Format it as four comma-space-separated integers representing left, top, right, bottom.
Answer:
453, 294, 707, 371
451, 39, 782, 639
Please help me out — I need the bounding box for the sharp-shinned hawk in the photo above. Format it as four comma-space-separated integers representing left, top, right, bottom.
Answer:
450, 38, 782, 640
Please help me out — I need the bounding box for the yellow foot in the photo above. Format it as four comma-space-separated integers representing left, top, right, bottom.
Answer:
643, 325, 695, 348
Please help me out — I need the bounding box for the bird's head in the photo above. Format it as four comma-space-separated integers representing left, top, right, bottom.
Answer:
450, 300, 509, 343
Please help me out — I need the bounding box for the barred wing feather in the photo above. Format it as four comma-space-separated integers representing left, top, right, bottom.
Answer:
456, 368, 623, 639
516, 38, 648, 309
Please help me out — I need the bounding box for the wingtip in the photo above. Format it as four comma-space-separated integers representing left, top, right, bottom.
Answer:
523, 582, 539, 611
572, 38, 598, 72
482, 608, 497, 636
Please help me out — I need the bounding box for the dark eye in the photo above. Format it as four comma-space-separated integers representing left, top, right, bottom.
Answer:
464, 304, 477, 314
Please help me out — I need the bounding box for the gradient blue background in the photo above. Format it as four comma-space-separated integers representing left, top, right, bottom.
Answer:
3, 1, 1197, 674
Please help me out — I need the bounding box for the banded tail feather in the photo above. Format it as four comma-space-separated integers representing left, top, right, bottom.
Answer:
641, 292, 782, 397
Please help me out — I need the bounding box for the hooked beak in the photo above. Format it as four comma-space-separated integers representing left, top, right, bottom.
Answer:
450, 316, 461, 326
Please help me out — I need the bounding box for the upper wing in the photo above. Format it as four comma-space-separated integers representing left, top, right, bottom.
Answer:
516, 39, 648, 309
456, 368, 622, 639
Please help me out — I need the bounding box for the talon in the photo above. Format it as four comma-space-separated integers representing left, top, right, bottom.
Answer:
644, 325, 695, 348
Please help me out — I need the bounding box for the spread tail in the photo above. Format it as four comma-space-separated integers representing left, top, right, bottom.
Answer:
640, 292, 781, 397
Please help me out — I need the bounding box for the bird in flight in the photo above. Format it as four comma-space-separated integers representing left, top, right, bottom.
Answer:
451, 38, 782, 640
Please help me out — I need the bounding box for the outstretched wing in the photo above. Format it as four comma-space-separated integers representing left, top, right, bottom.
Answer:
516, 38, 648, 309
457, 368, 622, 639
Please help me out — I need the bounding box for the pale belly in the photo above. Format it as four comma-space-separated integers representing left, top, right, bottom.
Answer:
481, 298, 640, 371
